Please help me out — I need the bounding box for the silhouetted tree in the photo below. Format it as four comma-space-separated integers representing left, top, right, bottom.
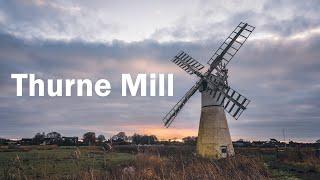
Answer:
46, 131, 62, 145
131, 133, 142, 144
182, 136, 197, 145
0, 138, 9, 145
150, 135, 158, 144
131, 134, 158, 144
97, 134, 106, 143
46, 132, 61, 139
116, 132, 127, 140
111, 132, 127, 143
83, 132, 96, 146
33, 132, 45, 145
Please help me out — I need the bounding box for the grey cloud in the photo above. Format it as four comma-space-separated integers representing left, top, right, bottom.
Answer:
1, 0, 320, 142
151, 0, 320, 42
1, 0, 320, 43
1, 30, 320, 142
0, 0, 120, 41
0, 32, 203, 138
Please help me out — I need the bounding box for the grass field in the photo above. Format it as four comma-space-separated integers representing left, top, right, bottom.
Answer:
0, 146, 135, 179
237, 147, 320, 179
0, 145, 319, 179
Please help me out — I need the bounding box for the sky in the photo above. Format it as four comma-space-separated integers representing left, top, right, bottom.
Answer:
0, 0, 320, 142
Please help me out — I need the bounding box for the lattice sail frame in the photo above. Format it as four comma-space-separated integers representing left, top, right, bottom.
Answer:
172, 51, 205, 76
162, 80, 202, 127
206, 75, 250, 120
207, 22, 255, 74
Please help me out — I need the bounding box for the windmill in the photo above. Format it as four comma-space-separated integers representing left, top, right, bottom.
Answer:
162, 22, 255, 159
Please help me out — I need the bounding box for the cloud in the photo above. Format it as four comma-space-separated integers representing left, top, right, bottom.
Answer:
1, 0, 319, 43
1, 27, 320, 142
0, 0, 320, 142
0, 32, 202, 139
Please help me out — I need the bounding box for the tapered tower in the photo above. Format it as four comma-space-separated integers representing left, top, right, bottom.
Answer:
197, 90, 234, 158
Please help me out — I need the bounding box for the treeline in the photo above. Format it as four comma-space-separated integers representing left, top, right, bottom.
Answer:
1, 132, 319, 148
0, 131, 186, 146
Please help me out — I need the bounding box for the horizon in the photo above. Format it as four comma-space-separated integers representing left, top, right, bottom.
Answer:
1, 0, 320, 143
1, 129, 318, 144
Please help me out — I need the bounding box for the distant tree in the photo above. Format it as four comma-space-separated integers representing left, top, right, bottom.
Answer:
62, 137, 78, 146
111, 132, 127, 143
132, 134, 158, 144
316, 139, 320, 144
182, 136, 197, 145
131, 133, 142, 144
33, 132, 45, 145
116, 132, 127, 141
149, 135, 158, 144
46, 132, 61, 139
97, 134, 106, 143
0, 138, 9, 145
83, 132, 96, 146
169, 137, 179, 142
46, 131, 62, 145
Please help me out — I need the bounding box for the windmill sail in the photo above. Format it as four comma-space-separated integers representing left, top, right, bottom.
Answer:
207, 22, 255, 74
172, 51, 204, 77
222, 86, 250, 119
163, 80, 202, 127
206, 78, 250, 120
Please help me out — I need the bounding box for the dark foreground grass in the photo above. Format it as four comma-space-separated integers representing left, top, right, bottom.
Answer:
236, 147, 320, 179
1, 145, 319, 179
0, 145, 270, 180
0, 146, 135, 179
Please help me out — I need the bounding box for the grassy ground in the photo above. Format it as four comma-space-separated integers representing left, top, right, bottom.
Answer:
0, 146, 135, 179
0, 145, 319, 179
236, 147, 320, 180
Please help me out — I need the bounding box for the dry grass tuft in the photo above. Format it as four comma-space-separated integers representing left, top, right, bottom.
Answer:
107, 153, 270, 180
